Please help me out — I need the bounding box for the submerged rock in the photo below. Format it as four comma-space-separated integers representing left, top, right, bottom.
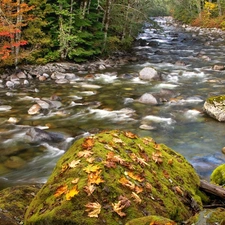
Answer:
203, 95, 225, 121
25, 130, 202, 225
139, 67, 159, 81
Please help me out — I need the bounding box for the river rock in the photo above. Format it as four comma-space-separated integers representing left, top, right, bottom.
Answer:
210, 164, 225, 185
0, 185, 42, 225
139, 67, 159, 81
213, 64, 225, 70
25, 130, 202, 225
138, 93, 158, 104
24, 127, 65, 144
203, 96, 225, 121
28, 103, 42, 115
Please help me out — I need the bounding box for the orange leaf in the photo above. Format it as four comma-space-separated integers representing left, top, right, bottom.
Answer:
145, 182, 152, 192
82, 137, 95, 150
88, 170, 105, 185
124, 131, 138, 139
119, 177, 135, 190
77, 150, 93, 158
66, 185, 79, 200
130, 153, 149, 167
125, 171, 145, 182
83, 164, 100, 174
54, 184, 68, 197
142, 137, 154, 145
85, 202, 101, 218
135, 186, 144, 194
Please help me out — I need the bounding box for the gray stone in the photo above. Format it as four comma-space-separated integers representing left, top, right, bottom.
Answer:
139, 67, 159, 81
138, 93, 158, 104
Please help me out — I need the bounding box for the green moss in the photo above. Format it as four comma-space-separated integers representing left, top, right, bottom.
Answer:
25, 130, 202, 225
211, 164, 225, 185
206, 95, 225, 105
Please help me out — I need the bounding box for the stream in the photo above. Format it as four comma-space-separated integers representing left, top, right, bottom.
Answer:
1, 17, 225, 189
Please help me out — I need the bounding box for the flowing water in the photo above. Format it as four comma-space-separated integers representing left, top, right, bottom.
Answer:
1, 17, 225, 189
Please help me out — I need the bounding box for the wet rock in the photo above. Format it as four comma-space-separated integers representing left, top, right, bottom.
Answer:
210, 164, 225, 185
24, 127, 65, 144
28, 103, 42, 115
25, 130, 202, 225
138, 93, 158, 104
0, 185, 42, 225
5, 81, 14, 88
213, 64, 225, 71
203, 95, 225, 121
16, 71, 27, 79
139, 67, 159, 81
4, 156, 26, 169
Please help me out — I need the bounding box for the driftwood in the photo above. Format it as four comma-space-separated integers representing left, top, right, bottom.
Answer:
200, 180, 225, 199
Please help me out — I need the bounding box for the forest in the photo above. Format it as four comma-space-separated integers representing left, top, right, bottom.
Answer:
0, 0, 224, 68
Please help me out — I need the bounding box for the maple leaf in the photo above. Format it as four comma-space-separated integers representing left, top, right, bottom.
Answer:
163, 170, 170, 179
68, 159, 81, 168
173, 186, 183, 196
104, 144, 114, 151
54, 184, 68, 197
167, 158, 173, 165
113, 137, 125, 145
119, 177, 135, 190
83, 164, 100, 173
77, 150, 93, 158
82, 137, 95, 150
145, 182, 153, 192
152, 151, 163, 164
104, 160, 117, 168
66, 185, 79, 200
112, 196, 131, 217
88, 170, 105, 185
130, 153, 149, 167
84, 184, 96, 196
142, 137, 154, 145
124, 131, 138, 139
125, 171, 145, 182
135, 186, 144, 194
131, 192, 142, 204
86, 157, 95, 163
85, 202, 101, 218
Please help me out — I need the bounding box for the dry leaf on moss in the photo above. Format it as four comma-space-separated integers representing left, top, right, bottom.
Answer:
54, 184, 68, 197
119, 177, 135, 190
112, 196, 130, 217
88, 170, 105, 185
82, 137, 95, 150
68, 159, 81, 168
66, 185, 79, 200
77, 150, 93, 158
83, 164, 100, 174
84, 184, 96, 196
85, 202, 101, 218
124, 131, 138, 139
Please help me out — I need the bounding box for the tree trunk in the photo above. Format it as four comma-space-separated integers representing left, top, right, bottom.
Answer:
103, 0, 112, 50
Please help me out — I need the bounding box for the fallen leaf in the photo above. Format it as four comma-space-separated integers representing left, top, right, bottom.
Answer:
131, 192, 142, 204
163, 170, 170, 179
152, 151, 163, 164
88, 170, 105, 185
86, 157, 95, 163
130, 153, 149, 167
135, 186, 144, 194
82, 137, 95, 150
145, 182, 152, 192
104, 160, 117, 168
168, 158, 173, 165
84, 184, 96, 196
83, 164, 101, 174
61, 164, 69, 173
68, 159, 81, 168
66, 185, 79, 200
124, 131, 138, 139
173, 186, 183, 196
77, 150, 93, 158
142, 137, 154, 145
85, 202, 101, 218
104, 144, 114, 151
54, 184, 68, 197
125, 171, 145, 182
112, 197, 130, 217
119, 177, 135, 190
113, 137, 125, 145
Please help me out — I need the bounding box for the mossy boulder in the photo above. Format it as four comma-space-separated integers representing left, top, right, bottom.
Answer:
25, 130, 202, 225
0, 184, 42, 225
211, 164, 225, 185
203, 95, 225, 121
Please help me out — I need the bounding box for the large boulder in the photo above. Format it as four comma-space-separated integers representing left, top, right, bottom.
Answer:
0, 185, 41, 225
203, 96, 225, 121
138, 93, 158, 104
25, 130, 202, 225
139, 67, 159, 81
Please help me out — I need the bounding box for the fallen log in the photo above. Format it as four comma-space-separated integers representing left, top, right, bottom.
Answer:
200, 180, 225, 199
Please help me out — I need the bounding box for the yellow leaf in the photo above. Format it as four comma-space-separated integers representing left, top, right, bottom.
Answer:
71, 178, 79, 184
85, 202, 101, 217
119, 177, 135, 190
66, 185, 79, 200
68, 159, 81, 168
112, 196, 130, 217
125, 171, 145, 182
88, 170, 105, 185
54, 184, 68, 197
82, 137, 95, 150
83, 164, 101, 174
